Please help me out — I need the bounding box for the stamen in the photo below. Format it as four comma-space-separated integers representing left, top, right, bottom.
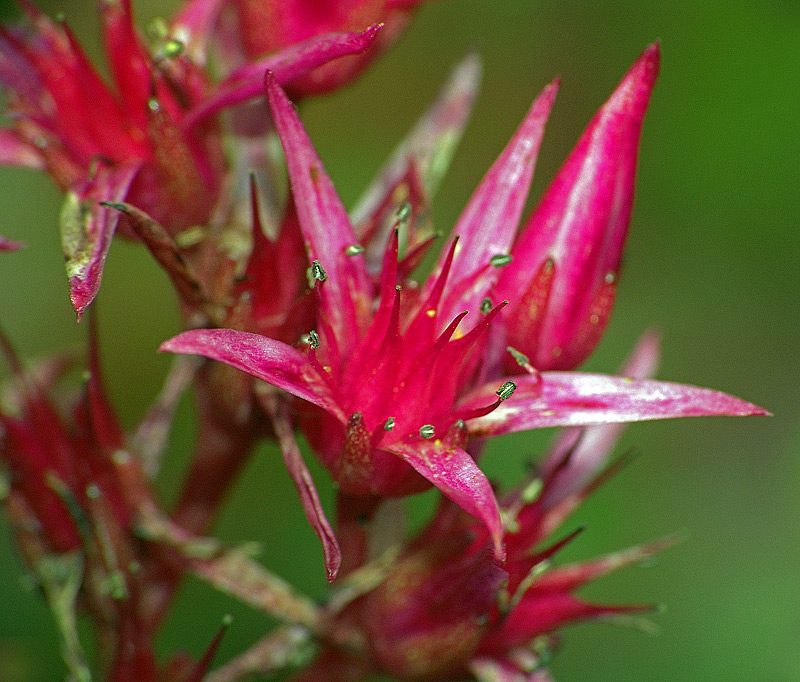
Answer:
496, 380, 517, 401
310, 259, 328, 283
384, 417, 395, 431
345, 244, 365, 256
480, 297, 493, 314
490, 253, 513, 267
308, 330, 320, 349
419, 424, 435, 439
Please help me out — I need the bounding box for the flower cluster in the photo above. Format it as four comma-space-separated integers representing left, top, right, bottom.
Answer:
0, 2, 767, 682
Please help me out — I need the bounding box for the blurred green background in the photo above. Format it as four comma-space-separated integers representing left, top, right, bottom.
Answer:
0, 1, 798, 681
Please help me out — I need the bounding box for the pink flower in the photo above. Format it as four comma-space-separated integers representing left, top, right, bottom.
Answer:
294, 338, 676, 681
175, 0, 429, 95
0, 0, 382, 317
161, 45, 767, 580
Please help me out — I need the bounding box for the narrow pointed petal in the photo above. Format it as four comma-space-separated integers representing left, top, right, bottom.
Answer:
184, 25, 383, 128
438, 80, 558, 321
492, 593, 651, 648
0, 235, 25, 251
266, 75, 371, 347
540, 329, 661, 503
535, 535, 680, 594
0, 129, 43, 169
499, 45, 661, 370
261, 393, 341, 582
463, 372, 769, 438
388, 440, 504, 561
61, 161, 141, 319
132, 355, 201, 477
351, 52, 482, 227
160, 329, 344, 420
86, 312, 125, 451
99, 0, 154, 132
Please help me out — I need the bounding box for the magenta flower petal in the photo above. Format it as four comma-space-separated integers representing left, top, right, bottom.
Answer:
463, 372, 769, 438
160, 329, 344, 420
61, 161, 142, 320
0, 129, 44, 169
266, 74, 372, 350
184, 25, 384, 129
0, 235, 25, 251
263, 395, 341, 582
351, 52, 482, 227
497, 44, 661, 371
436, 79, 559, 324
539, 329, 661, 504
388, 440, 505, 561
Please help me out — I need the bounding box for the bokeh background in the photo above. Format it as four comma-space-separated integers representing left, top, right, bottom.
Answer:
0, 1, 798, 681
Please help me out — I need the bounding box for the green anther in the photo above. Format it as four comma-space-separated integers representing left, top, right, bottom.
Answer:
147, 98, 160, 113
490, 253, 513, 267
162, 39, 184, 58
308, 330, 320, 349
384, 417, 395, 431
85, 484, 101, 499
345, 244, 365, 256
396, 201, 412, 223
496, 380, 517, 401
419, 424, 435, 439
222, 613, 234, 627
520, 477, 543, 504
480, 297, 493, 314
506, 346, 530, 367
311, 259, 328, 282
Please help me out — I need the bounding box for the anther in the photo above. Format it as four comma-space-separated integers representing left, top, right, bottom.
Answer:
480, 297, 493, 314
311, 260, 328, 282
384, 417, 395, 431
419, 424, 435, 439
308, 330, 320, 349
496, 381, 517, 401
490, 253, 513, 267
396, 202, 412, 223
345, 244, 365, 256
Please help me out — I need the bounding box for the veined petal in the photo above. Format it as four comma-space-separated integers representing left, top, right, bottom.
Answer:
61, 160, 141, 319
437, 80, 558, 322
498, 44, 660, 370
388, 440, 504, 561
184, 25, 383, 129
463, 372, 769, 437
160, 328, 344, 420
351, 52, 482, 227
539, 328, 661, 504
266, 74, 371, 348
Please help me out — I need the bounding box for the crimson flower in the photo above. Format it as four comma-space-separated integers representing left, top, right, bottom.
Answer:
174, 0, 430, 95
161, 44, 766, 580
291, 335, 679, 682
0, 0, 382, 317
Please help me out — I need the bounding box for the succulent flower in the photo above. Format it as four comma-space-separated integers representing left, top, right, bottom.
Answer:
162, 45, 767, 580
175, 0, 429, 95
0, 0, 382, 317
292, 335, 676, 682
